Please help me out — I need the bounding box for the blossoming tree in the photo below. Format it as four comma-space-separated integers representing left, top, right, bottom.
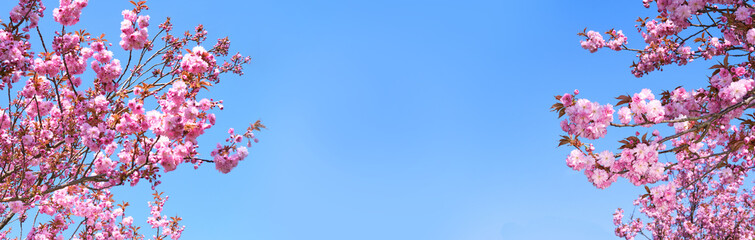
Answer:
555, 0, 755, 238
0, 0, 262, 239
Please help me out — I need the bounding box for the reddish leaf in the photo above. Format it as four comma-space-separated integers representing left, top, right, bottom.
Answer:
615, 95, 632, 106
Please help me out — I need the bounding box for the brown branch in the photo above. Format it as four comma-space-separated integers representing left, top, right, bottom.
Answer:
0, 213, 14, 231
0, 175, 106, 203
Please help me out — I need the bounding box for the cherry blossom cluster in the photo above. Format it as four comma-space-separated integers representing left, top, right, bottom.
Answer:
580, 29, 628, 53
561, 0, 755, 238
33, 54, 62, 76
210, 128, 251, 174
119, 9, 150, 50
580, 30, 605, 53
90, 41, 122, 92
181, 46, 214, 75
1, 186, 141, 239
710, 68, 755, 104
0, 29, 31, 87
52, 0, 87, 26
10, 0, 44, 32
561, 104, 667, 189
559, 91, 615, 140
0, 0, 261, 239
617, 89, 666, 125
146, 193, 184, 240
613, 208, 644, 239
566, 149, 617, 189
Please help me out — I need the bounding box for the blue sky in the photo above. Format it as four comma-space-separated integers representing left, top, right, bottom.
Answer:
1, 0, 724, 239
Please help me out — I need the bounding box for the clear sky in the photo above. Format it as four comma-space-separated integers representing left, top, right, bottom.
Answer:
1, 0, 721, 239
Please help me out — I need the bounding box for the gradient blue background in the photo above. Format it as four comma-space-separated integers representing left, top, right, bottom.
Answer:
0, 0, 719, 239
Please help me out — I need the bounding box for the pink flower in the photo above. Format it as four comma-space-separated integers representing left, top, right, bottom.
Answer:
566, 149, 589, 170
720, 79, 754, 103
590, 169, 610, 188
123, 216, 134, 226
561, 93, 573, 107
93, 155, 115, 175
128, 98, 145, 114
137, 15, 150, 28
119, 10, 150, 50
121, 9, 136, 22
8, 201, 24, 214
734, 67, 747, 77
688, 0, 704, 11
613, 208, 624, 226
747, 29, 755, 45
236, 146, 249, 159
618, 107, 632, 124
598, 150, 615, 168
53, 0, 88, 26
180, 46, 216, 74
606, 30, 627, 51
632, 160, 649, 175
33, 55, 62, 76
562, 97, 614, 139
638, 88, 653, 100
580, 30, 605, 53
736, 7, 752, 24
645, 100, 665, 122
671, 5, 691, 21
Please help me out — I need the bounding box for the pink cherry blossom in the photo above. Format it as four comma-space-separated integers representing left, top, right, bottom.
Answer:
580, 30, 605, 53
0, 0, 261, 239
53, 0, 87, 26
561, 1, 755, 238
